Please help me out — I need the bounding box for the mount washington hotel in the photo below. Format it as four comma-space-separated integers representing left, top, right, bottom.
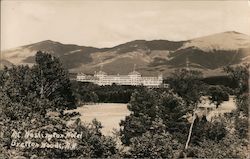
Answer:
76, 68, 163, 87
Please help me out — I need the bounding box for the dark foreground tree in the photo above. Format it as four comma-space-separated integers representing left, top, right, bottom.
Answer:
120, 88, 159, 145
187, 127, 248, 158
119, 87, 187, 150
124, 120, 181, 158
0, 51, 118, 158
33, 51, 76, 111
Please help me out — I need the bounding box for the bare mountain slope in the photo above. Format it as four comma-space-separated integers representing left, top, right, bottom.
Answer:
181, 31, 250, 52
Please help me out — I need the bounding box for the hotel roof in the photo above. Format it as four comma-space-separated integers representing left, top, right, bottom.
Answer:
128, 71, 141, 75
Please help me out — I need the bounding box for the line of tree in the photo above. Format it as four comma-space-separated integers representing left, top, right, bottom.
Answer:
71, 81, 161, 104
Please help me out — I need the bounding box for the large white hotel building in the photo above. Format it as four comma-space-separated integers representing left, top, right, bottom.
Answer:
76, 70, 163, 87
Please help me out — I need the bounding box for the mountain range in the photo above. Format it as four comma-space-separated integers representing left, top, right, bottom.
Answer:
1, 31, 250, 77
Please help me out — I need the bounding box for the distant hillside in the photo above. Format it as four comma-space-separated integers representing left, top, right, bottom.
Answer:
1, 31, 250, 77
0, 59, 12, 69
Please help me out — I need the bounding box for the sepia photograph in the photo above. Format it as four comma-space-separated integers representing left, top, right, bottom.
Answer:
0, 0, 249, 158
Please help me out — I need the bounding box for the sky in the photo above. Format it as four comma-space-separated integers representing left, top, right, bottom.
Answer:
1, 0, 250, 50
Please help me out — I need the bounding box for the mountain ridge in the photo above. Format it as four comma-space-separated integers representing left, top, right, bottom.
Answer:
1, 31, 250, 77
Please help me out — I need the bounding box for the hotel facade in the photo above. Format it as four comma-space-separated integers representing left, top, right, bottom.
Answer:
76, 70, 163, 87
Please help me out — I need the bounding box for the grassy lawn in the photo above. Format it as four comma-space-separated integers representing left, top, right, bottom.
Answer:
69, 103, 130, 136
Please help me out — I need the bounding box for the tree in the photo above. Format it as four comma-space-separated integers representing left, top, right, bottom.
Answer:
33, 51, 76, 111
191, 116, 227, 145
120, 87, 189, 146
157, 90, 189, 144
223, 63, 249, 95
127, 88, 159, 118
187, 133, 248, 158
119, 88, 160, 145
167, 69, 207, 113
208, 85, 229, 108
125, 130, 181, 158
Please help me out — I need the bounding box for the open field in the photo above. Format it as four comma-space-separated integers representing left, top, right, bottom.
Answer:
70, 103, 130, 136
69, 97, 236, 136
